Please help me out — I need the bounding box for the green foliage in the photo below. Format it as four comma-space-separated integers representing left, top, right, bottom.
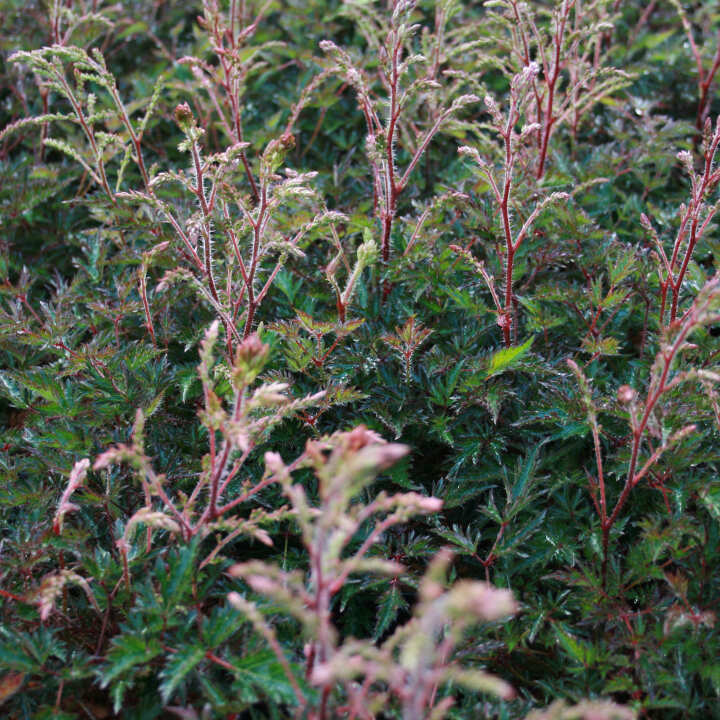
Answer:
1, 1, 720, 719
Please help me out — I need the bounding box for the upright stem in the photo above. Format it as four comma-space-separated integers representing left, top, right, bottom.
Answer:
243, 181, 267, 337
55, 71, 116, 205
308, 537, 334, 720
215, 18, 259, 203
190, 140, 221, 307
536, 4, 569, 180
658, 126, 720, 327
695, 30, 720, 135
110, 86, 152, 193
380, 33, 401, 268
500, 105, 517, 347
599, 314, 696, 586
503, 248, 515, 348
138, 268, 156, 347
669, 200, 704, 323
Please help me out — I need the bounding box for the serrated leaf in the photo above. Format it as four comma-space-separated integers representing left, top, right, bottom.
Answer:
486, 337, 534, 378
0, 644, 35, 673
555, 626, 595, 666
160, 543, 198, 612
230, 650, 302, 705
202, 605, 246, 647
0, 373, 28, 408
160, 645, 206, 702
510, 445, 539, 503
374, 584, 408, 640
101, 634, 163, 688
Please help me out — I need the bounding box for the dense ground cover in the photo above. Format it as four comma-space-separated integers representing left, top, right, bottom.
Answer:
1, 1, 719, 717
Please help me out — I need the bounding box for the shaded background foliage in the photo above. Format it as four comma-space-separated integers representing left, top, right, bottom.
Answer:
1, 0, 719, 718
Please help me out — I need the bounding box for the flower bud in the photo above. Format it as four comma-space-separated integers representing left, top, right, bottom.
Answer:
232, 333, 269, 387
617, 385, 636, 405
262, 134, 295, 173
357, 231, 378, 268
174, 102, 195, 133
345, 425, 383, 451
264, 451, 285, 476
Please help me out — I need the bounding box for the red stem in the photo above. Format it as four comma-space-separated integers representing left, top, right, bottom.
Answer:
536, 4, 569, 179
599, 312, 697, 586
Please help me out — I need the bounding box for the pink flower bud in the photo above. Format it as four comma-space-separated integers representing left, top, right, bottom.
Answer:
617, 385, 636, 404
174, 102, 195, 132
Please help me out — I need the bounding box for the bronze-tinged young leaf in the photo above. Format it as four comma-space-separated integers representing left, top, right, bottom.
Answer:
0, 673, 24, 706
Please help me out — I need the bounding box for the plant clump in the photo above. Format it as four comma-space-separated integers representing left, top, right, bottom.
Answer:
0, 1, 719, 719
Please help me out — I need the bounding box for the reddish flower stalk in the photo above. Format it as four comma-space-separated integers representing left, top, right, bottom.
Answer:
226, 428, 504, 720
535, 0, 573, 179
458, 67, 568, 346
672, 0, 720, 134
193, 0, 266, 202
569, 274, 720, 587
90, 326, 324, 590
642, 117, 720, 329
320, 3, 478, 278
493, 0, 628, 180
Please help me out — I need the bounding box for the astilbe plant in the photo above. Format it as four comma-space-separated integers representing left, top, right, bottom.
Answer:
2, 41, 174, 352
2, 44, 153, 205
641, 117, 720, 328
318, 0, 479, 270
227, 426, 517, 720
179, 0, 274, 203
5, 0, 720, 716
5, 0, 119, 165
131, 102, 340, 349
669, 0, 720, 134
4, 10, 341, 355
40, 325, 529, 718
568, 273, 720, 587
453, 63, 569, 347
62, 324, 324, 591
483, 0, 630, 178
309, 549, 518, 720
557, 121, 720, 583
